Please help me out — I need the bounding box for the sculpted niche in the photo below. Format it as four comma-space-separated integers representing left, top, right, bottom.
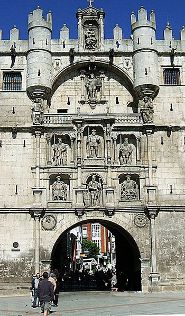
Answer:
119, 174, 139, 201
83, 174, 103, 207
117, 135, 136, 165
50, 174, 70, 201
84, 23, 98, 50
51, 134, 70, 166
83, 126, 104, 159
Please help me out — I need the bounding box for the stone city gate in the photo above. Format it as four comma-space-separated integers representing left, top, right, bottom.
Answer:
33, 210, 155, 292
2, 3, 185, 293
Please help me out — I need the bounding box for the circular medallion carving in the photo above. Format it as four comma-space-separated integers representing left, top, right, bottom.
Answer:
41, 215, 57, 231
134, 214, 148, 228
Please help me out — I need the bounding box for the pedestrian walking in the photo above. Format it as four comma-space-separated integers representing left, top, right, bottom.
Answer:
38, 271, 54, 316
31, 272, 41, 307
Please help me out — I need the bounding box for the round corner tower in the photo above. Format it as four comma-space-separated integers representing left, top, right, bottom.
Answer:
26, 7, 52, 101
131, 7, 159, 97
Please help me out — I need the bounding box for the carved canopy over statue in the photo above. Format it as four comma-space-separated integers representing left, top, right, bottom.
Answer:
52, 138, 68, 166
83, 174, 103, 207
121, 175, 139, 201
52, 175, 67, 201
86, 128, 102, 158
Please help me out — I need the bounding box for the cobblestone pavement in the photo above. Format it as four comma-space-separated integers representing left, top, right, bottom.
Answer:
0, 291, 185, 316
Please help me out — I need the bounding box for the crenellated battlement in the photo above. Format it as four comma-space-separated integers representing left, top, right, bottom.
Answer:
28, 7, 52, 31
131, 7, 156, 32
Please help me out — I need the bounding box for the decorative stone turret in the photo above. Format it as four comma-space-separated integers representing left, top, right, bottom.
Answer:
26, 7, 52, 101
131, 7, 159, 99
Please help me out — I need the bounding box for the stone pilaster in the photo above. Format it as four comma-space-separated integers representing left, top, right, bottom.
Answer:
145, 207, 160, 291
29, 209, 45, 274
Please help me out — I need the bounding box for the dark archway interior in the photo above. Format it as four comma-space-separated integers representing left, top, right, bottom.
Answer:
51, 220, 141, 291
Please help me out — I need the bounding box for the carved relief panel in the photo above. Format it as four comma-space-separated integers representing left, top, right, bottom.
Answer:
49, 174, 70, 202
84, 21, 98, 50
119, 174, 139, 201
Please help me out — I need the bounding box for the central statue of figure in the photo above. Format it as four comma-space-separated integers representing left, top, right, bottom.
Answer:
86, 73, 99, 101
86, 129, 101, 158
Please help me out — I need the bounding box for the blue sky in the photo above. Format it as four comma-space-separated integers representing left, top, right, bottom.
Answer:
0, 0, 185, 40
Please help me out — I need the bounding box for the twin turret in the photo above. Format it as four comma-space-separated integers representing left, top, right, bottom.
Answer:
131, 7, 159, 98
26, 7, 52, 101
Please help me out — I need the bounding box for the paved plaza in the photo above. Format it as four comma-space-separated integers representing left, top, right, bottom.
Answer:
0, 291, 185, 316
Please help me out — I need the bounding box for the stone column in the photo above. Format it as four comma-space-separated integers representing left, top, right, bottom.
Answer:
146, 129, 153, 185
100, 71, 105, 100
46, 133, 52, 165
29, 209, 45, 275
147, 208, 160, 291
80, 70, 86, 101
136, 136, 141, 162
106, 123, 111, 164
145, 128, 157, 203
113, 135, 117, 163
78, 13, 83, 49
70, 134, 76, 163
99, 14, 104, 48
76, 121, 82, 187
35, 130, 41, 187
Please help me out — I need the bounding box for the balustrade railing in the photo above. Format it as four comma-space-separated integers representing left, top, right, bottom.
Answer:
43, 113, 141, 125
43, 114, 73, 125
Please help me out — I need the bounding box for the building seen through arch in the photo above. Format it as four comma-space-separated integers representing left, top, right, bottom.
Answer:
1, 1, 185, 293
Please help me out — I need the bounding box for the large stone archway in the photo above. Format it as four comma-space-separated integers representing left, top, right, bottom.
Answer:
51, 60, 136, 99
40, 212, 150, 292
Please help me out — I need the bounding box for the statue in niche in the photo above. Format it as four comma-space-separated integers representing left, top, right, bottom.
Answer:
31, 98, 43, 125
52, 175, 67, 201
119, 137, 133, 165
121, 175, 138, 201
84, 26, 97, 50
139, 96, 154, 124
85, 73, 101, 101
52, 138, 67, 166
85, 175, 102, 207
86, 128, 101, 158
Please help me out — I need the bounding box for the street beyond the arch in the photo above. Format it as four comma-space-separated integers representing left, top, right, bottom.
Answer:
1, 291, 185, 315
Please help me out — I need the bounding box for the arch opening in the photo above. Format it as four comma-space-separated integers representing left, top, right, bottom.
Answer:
50, 219, 141, 292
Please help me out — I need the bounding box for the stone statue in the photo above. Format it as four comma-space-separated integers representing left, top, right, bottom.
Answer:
10, 44, 16, 68
85, 73, 101, 100
52, 176, 67, 201
119, 138, 133, 165
86, 129, 101, 158
52, 138, 67, 166
139, 96, 154, 124
121, 175, 138, 201
31, 98, 44, 125
87, 175, 102, 207
85, 26, 97, 50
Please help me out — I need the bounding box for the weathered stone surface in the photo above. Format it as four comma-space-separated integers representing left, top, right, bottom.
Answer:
0, 4, 185, 292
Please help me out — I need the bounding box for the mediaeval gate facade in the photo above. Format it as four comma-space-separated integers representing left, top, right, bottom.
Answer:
1, 2, 185, 292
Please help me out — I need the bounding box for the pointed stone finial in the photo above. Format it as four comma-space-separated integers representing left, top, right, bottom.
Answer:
166, 21, 172, 30
88, 0, 94, 7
